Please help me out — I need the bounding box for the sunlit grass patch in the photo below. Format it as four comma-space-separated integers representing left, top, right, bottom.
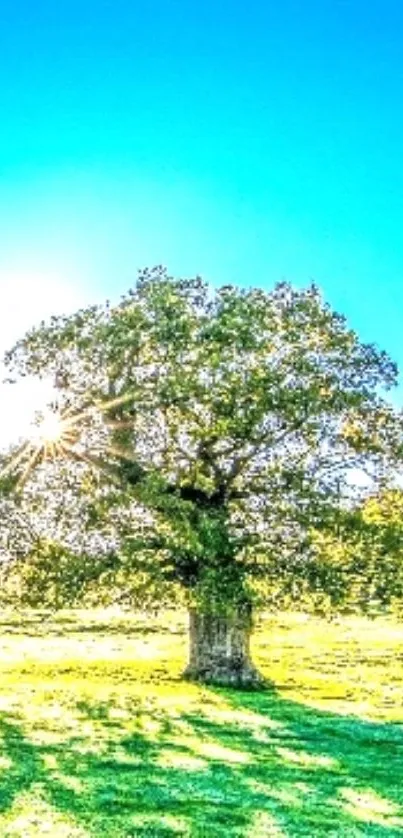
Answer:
252, 611, 403, 722
246, 809, 288, 837
339, 786, 403, 829
3, 790, 90, 837
274, 747, 339, 770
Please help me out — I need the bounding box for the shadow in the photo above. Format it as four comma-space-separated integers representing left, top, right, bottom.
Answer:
67, 622, 185, 637
0, 613, 186, 638
184, 687, 403, 834
0, 687, 402, 836
0, 613, 58, 636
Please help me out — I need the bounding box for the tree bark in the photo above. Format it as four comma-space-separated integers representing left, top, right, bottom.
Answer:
183, 603, 265, 688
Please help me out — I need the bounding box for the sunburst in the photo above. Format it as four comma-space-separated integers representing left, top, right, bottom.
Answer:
0, 390, 140, 492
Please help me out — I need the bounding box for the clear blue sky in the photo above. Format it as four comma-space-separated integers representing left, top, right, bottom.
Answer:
1, 0, 403, 415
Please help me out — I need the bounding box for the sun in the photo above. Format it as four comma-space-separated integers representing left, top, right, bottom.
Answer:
0, 389, 138, 492
31, 410, 65, 445
27, 406, 80, 459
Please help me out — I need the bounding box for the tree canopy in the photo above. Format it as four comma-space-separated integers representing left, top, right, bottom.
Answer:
1, 267, 403, 615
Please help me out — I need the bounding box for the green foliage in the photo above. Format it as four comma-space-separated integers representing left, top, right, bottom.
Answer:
0, 536, 183, 612
2, 267, 403, 611
2, 543, 116, 610
305, 489, 403, 615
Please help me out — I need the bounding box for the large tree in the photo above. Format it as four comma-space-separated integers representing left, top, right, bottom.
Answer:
2, 267, 403, 685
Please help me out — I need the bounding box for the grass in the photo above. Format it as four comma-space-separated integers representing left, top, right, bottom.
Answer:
0, 609, 402, 836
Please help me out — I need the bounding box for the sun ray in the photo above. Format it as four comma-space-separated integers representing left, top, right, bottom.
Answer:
105, 443, 138, 462
0, 440, 32, 481
104, 419, 135, 431
35, 391, 136, 441
94, 391, 137, 414
16, 446, 43, 491
62, 442, 121, 485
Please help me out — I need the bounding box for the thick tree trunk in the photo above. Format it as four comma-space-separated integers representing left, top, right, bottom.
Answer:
183, 603, 265, 688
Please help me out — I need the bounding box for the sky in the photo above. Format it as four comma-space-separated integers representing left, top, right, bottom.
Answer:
1, 0, 403, 443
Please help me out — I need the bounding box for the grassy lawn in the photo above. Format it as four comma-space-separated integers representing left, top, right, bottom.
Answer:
0, 609, 402, 836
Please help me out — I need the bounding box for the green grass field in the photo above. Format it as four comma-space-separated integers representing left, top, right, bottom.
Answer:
0, 609, 402, 837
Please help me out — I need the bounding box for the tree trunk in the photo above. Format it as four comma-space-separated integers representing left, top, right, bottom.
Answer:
183, 603, 265, 688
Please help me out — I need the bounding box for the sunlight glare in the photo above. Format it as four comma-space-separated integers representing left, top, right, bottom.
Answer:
0, 388, 138, 491
31, 410, 64, 445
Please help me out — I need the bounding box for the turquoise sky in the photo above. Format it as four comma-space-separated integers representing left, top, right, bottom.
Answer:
0, 0, 402, 417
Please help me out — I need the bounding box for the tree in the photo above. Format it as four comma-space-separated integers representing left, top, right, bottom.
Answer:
306, 488, 403, 616
2, 267, 403, 686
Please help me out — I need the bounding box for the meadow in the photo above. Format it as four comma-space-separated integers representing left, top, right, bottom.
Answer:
0, 609, 402, 836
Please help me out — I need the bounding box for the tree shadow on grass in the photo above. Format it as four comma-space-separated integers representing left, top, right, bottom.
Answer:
0, 689, 402, 836
183, 687, 403, 835
0, 613, 185, 638
66, 623, 184, 638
